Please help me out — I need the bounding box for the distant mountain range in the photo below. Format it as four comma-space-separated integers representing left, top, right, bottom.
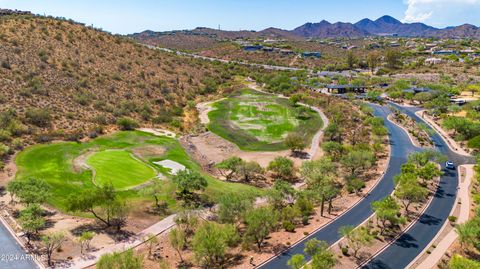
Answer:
131, 15, 480, 41
291, 15, 480, 39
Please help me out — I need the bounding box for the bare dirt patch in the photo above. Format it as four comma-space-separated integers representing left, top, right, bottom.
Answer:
180, 131, 302, 170
196, 98, 226, 125
131, 145, 166, 160
72, 149, 97, 173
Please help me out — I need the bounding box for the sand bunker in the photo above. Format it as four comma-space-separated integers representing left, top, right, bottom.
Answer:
153, 160, 186, 175
138, 128, 176, 138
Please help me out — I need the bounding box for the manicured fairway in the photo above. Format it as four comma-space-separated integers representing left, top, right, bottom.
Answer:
15, 131, 262, 212
87, 150, 157, 189
208, 89, 323, 151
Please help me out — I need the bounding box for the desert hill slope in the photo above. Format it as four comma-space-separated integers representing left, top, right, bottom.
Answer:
0, 14, 232, 151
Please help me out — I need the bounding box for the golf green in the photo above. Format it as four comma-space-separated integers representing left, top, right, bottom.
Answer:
86, 150, 157, 189
14, 131, 263, 212
208, 89, 323, 151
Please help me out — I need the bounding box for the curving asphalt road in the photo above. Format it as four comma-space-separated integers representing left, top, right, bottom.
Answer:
259, 102, 475, 269
0, 219, 39, 269
362, 103, 475, 269
258, 104, 420, 269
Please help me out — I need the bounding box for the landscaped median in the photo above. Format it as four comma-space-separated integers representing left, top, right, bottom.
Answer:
408, 164, 474, 269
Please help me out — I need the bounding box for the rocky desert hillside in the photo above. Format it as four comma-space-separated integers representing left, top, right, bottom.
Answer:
0, 14, 237, 156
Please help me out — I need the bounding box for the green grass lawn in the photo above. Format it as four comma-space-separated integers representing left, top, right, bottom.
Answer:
15, 131, 262, 213
87, 150, 157, 189
208, 89, 323, 151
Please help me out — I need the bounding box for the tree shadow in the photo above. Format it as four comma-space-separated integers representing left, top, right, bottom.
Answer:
393, 233, 418, 249
290, 151, 309, 159
418, 214, 441, 226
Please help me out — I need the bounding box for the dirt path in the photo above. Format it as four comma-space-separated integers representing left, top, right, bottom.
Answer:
196, 98, 226, 125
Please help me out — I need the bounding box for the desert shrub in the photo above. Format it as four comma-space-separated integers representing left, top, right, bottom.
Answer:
283, 221, 295, 232
0, 143, 10, 157
25, 108, 51, 127
116, 117, 139, 130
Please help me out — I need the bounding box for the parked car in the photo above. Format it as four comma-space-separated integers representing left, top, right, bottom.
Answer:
445, 161, 455, 170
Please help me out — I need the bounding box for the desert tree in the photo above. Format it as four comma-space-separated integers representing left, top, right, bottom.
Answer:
244, 207, 278, 251
7, 177, 50, 205
268, 156, 295, 180
77, 231, 95, 255
192, 222, 239, 268
285, 132, 307, 154
67, 183, 128, 230
395, 176, 428, 215
217, 192, 255, 226
371, 196, 405, 234
174, 210, 199, 237
169, 228, 186, 263
97, 249, 143, 269
287, 254, 306, 269
18, 203, 45, 245
139, 178, 168, 213
339, 225, 374, 258
42, 232, 66, 267
268, 180, 297, 210
172, 169, 207, 203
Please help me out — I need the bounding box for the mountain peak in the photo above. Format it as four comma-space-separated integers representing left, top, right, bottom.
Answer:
375, 15, 401, 24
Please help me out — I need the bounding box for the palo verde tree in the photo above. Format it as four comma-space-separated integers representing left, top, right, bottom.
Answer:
217, 192, 255, 226
268, 180, 297, 210
215, 156, 244, 181
341, 149, 375, 178
67, 183, 128, 231
174, 210, 199, 237
301, 158, 339, 216
216, 157, 264, 183
97, 249, 143, 269
18, 203, 45, 245
339, 225, 374, 258
7, 177, 50, 205
244, 206, 278, 251
288, 238, 336, 269
192, 222, 239, 268
139, 178, 168, 213
285, 132, 307, 154
394, 173, 428, 215
371, 196, 406, 235
42, 232, 66, 267
169, 228, 186, 263
268, 156, 295, 180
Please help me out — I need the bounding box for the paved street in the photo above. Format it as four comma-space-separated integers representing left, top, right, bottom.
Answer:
259, 104, 419, 269
0, 217, 39, 269
362, 104, 475, 269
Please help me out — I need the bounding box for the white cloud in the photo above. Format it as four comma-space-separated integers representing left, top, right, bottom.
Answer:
403, 0, 480, 26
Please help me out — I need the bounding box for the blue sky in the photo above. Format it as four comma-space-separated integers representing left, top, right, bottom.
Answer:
1, 0, 479, 34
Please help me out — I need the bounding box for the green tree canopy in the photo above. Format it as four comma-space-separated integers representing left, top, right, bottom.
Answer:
192, 222, 239, 268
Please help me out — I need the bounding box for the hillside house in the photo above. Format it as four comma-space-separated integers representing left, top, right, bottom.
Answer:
243, 45, 263, 52
432, 50, 457, 55
323, 84, 368, 94
301, 52, 321, 58
425, 57, 442, 65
